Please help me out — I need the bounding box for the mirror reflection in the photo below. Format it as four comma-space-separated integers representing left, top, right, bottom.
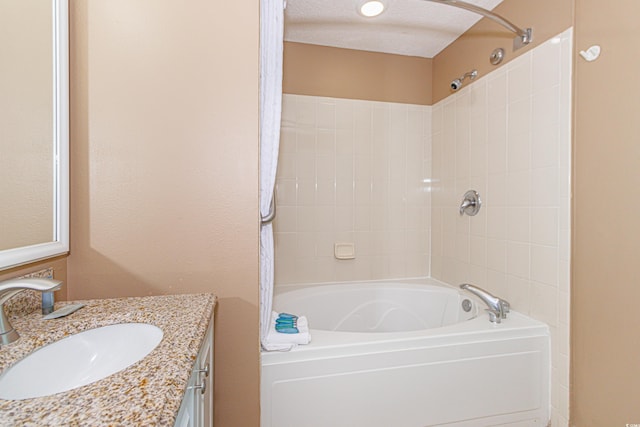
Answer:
0, 0, 68, 269
0, 0, 55, 251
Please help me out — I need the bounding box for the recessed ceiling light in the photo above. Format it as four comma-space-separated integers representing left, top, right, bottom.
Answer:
359, 1, 385, 18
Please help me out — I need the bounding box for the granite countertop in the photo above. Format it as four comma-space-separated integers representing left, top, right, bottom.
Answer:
0, 293, 216, 426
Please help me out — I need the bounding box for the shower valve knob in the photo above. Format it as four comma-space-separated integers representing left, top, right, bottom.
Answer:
459, 190, 481, 216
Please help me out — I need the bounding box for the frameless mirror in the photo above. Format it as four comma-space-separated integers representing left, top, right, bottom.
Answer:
0, 0, 69, 269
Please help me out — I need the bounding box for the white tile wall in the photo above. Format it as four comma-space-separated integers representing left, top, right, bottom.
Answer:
274, 95, 432, 285
431, 29, 572, 426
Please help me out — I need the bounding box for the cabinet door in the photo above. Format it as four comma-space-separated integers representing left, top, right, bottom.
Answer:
197, 318, 214, 427
175, 368, 197, 427
175, 314, 214, 427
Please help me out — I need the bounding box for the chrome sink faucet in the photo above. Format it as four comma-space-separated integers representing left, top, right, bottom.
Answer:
0, 278, 62, 347
460, 283, 510, 323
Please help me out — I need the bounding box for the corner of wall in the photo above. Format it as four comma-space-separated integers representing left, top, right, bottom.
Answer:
432, 0, 574, 104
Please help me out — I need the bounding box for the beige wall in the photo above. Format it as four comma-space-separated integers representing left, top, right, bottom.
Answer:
572, 0, 640, 425
432, 0, 574, 103
284, 42, 433, 105
67, 1, 259, 426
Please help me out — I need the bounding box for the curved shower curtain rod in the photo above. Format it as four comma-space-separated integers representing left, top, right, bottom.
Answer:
422, 0, 533, 50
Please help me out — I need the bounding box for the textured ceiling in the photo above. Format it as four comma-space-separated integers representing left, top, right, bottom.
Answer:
284, 0, 504, 58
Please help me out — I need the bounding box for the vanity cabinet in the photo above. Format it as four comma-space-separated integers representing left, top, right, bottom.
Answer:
175, 316, 214, 427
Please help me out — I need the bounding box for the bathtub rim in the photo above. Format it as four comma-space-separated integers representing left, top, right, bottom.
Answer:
273, 277, 479, 333
273, 276, 455, 294
263, 277, 550, 363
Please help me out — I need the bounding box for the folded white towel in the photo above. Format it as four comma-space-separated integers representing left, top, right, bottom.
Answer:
263, 311, 311, 351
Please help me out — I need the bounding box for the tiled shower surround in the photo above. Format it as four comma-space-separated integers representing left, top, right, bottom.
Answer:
431, 29, 572, 426
274, 96, 432, 284
274, 28, 572, 426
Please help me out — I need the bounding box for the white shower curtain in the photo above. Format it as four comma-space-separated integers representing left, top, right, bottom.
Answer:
260, 0, 285, 351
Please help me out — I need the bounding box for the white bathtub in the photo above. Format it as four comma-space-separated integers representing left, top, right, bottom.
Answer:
261, 278, 550, 427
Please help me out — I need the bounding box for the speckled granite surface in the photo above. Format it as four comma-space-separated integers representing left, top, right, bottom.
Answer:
0, 293, 216, 426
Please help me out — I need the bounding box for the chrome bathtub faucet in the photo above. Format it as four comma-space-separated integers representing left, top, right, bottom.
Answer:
0, 278, 63, 346
460, 283, 510, 323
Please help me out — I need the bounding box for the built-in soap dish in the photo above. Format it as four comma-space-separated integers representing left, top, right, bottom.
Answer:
334, 243, 355, 260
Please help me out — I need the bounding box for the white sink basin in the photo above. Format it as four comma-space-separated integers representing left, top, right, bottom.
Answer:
0, 323, 163, 400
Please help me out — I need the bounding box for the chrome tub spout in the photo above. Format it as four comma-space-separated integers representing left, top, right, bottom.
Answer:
460, 283, 510, 323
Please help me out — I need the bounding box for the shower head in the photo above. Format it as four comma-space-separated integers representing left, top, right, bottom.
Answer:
450, 69, 478, 92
